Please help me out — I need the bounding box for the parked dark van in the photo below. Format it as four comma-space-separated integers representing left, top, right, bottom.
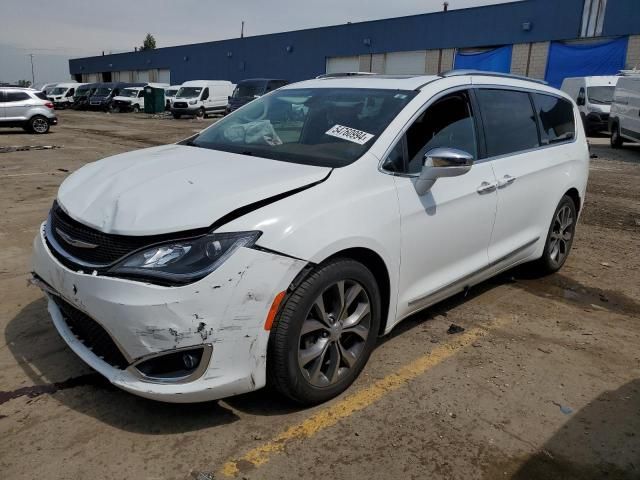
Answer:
88, 82, 145, 111
72, 83, 100, 110
226, 78, 288, 114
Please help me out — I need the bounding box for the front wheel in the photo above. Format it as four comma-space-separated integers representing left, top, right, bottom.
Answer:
172, 113, 181, 119
268, 259, 381, 405
29, 115, 50, 134
610, 122, 624, 148
132, 104, 140, 113
531, 195, 577, 275
196, 107, 205, 119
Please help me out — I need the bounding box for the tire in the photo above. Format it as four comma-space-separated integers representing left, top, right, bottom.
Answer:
196, 107, 205, 119
531, 195, 577, 275
28, 115, 50, 134
172, 113, 181, 119
610, 121, 624, 149
268, 259, 381, 405
132, 104, 140, 113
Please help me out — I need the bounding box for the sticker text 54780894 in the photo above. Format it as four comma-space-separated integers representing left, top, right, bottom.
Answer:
325, 125, 375, 145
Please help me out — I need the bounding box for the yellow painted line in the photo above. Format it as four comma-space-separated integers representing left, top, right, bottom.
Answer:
220, 316, 511, 477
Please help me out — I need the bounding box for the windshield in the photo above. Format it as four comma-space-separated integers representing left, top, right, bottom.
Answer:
94, 87, 113, 96
119, 88, 139, 98
176, 87, 202, 98
233, 81, 266, 98
587, 86, 615, 105
49, 87, 68, 95
165, 89, 178, 96
191, 88, 417, 168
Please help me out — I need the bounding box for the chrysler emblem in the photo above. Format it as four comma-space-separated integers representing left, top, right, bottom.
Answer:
55, 228, 99, 249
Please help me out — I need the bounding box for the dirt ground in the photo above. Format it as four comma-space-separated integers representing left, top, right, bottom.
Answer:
0, 111, 639, 480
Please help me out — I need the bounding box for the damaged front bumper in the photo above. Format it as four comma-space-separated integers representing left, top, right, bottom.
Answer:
31, 223, 306, 402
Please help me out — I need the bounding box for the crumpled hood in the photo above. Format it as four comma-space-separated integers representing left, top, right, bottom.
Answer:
57, 144, 331, 235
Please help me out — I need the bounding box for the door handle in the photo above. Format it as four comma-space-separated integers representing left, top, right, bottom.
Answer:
497, 175, 516, 188
477, 181, 497, 194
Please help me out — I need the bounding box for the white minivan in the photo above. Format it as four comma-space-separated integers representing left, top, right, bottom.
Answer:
171, 80, 235, 118
47, 82, 85, 109
561, 76, 619, 135
32, 72, 589, 405
609, 72, 640, 147
112, 83, 169, 113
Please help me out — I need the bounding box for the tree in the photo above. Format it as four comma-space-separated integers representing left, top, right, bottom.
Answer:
140, 33, 156, 51
16, 79, 32, 87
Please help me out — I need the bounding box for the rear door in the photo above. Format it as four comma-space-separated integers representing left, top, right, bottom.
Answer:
477, 87, 577, 265
4, 90, 32, 120
622, 77, 640, 140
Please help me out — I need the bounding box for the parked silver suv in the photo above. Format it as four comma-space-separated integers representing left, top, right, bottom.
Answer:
0, 87, 58, 134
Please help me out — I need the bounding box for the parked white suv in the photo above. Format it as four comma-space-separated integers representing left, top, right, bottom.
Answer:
0, 87, 58, 133
609, 73, 640, 148
32, 72, 588, 404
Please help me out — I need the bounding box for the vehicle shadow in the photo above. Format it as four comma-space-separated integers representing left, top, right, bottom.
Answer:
4, 297, 240, 434
487, 379, 640, 479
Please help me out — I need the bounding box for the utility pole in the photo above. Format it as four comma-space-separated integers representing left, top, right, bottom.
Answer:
241, 20, 245, 38
29, 53, 35, 86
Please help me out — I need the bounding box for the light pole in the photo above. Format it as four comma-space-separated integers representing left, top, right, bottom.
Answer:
29, 53, 35, 86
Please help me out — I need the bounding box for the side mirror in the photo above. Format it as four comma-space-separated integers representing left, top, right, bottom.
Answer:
577, 96, 586, 106
415, 147, 474, 195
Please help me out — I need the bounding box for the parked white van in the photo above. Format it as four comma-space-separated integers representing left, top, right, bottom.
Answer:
171, 80, 235, 118
609, 72, 640, 147
47, 82, 85, 109
561, 76, 619, 135
32, 72, 588, 405
163, 85, 181, 109
112, 83, 169, 113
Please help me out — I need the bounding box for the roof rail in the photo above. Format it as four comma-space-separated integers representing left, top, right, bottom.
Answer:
316, 72, 377, 79
439, 69, 548, 85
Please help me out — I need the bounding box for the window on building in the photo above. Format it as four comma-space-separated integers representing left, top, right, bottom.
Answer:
581, 0, 608, 38
476, 89, 540, 157
532, 93, 575, 145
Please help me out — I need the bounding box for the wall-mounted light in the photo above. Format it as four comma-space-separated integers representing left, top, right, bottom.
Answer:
522, 21, 532, 31
146, 59, 151, 64
286, 45, 294, 53
363, 38, 372, 46
183, 55, 189, 61
227, 51, 233, 58
108, 63, 113, 67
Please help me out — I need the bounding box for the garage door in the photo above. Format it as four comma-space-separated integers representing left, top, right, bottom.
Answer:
326, 56, 360, 74
136, 70, 150, 83
384, 51, 426, 74
545, 37, 628, 88
158, 69, 170, 84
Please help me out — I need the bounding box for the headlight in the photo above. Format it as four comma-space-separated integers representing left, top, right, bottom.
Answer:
189, 99, 197, 105
109, 231, 261, 284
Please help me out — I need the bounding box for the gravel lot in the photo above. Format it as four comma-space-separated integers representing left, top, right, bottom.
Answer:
1, 111, 639, 480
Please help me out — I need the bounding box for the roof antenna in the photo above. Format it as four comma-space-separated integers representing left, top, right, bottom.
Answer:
443, 1, 449, 11
240, 20, 245, 38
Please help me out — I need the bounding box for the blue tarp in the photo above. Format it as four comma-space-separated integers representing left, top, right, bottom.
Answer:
545, 37, 628, 88
454, 45, 513, 73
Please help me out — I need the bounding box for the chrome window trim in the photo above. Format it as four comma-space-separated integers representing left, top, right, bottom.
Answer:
378, 82, 577, 177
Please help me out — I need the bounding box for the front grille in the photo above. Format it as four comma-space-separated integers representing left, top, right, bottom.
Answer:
46, 202, 207, 269
53, 296, 129, 369
173, 102, 188, 108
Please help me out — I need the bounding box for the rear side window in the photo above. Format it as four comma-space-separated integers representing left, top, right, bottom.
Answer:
532, 93, 575, 144
6, 91, 30, 102
34, 92, 48, 100
476, 89, 540, 157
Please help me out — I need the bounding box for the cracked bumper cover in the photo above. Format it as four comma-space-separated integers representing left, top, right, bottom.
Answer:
32, 224, 306, 402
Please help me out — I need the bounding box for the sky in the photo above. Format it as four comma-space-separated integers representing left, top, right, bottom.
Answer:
0, 0, 517, 85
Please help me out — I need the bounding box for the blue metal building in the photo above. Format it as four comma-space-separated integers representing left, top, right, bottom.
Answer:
69, 0, 640, 87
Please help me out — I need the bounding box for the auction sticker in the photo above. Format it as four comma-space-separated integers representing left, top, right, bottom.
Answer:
325, 125, 375, 145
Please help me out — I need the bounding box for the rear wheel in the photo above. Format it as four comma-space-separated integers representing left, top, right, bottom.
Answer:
610, 121, 624, 148
29, 115, 50, 134
268, 259, 381, 405
531, 195, 577, 275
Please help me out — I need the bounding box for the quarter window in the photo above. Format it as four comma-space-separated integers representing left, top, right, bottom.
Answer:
476, 89, 540, 157
532, 94, 575, 144
404, 91, 478, 174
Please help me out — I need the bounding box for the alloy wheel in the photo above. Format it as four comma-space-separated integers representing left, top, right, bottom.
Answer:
549, 204, 573, 265
298, 280, 371, 388
32, 118, 48, 133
